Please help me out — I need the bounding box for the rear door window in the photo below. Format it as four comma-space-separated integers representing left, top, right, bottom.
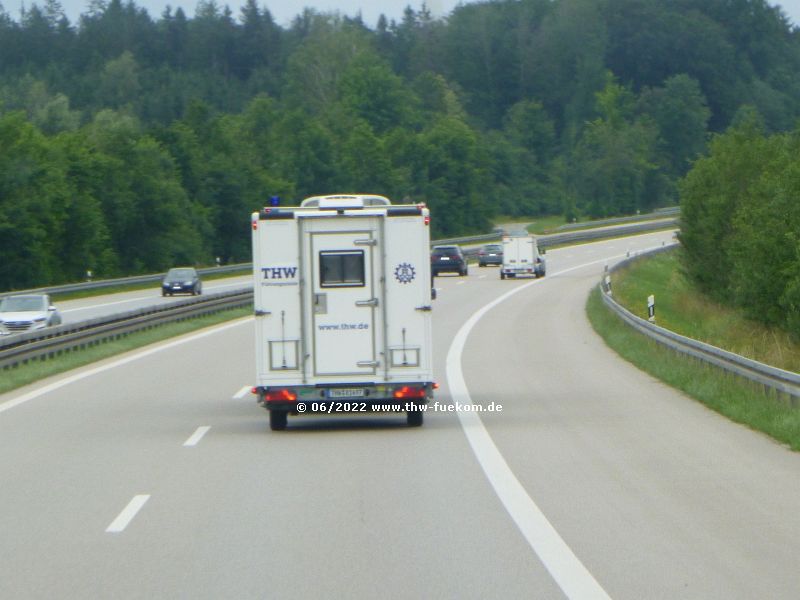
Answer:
319, 251, 365, 287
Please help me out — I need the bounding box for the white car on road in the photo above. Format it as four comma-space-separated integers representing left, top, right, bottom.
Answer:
0, 294, 62, 336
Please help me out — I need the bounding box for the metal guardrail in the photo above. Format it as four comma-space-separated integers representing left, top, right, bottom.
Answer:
1, 217, 679, 299
555, 207, 680, 232
1, 218, 681, 368
0, 290, 252, 370
450, 218, 679, 260
538, 219, 677, 249
600, 246, 800, 405
0, 264, 251, 300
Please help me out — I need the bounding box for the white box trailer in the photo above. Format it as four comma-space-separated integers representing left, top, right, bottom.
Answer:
500, 233, 546, 279
251, 194, 435, 430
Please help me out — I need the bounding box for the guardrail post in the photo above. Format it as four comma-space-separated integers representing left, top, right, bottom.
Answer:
599, 245, 800, 405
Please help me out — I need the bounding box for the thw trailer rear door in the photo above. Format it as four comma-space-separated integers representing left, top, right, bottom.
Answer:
305, 220, 381, 377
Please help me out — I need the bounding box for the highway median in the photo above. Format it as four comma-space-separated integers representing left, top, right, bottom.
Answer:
0, 306, 250, 396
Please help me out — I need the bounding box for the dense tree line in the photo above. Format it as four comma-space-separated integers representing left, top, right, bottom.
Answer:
680, 113, 800, 337
1, 0, 799, 290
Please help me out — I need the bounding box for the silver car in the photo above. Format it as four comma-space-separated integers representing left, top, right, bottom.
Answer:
0, 294, 62, 336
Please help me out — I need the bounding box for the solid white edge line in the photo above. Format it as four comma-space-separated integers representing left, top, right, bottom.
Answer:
183, 425, 211, 447
445, 242, 675, 598
233, 385, 251, 400
0, 318, 252, 415
106, 494, 150, 533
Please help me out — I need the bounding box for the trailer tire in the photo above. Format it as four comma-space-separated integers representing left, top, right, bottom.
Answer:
500, 272, 506, 280
270, 410, 288, 431
407, 410, 423, 427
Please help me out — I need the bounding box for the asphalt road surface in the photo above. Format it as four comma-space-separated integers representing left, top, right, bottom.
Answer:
3, 230, 800, 599
54, 275, 253, 326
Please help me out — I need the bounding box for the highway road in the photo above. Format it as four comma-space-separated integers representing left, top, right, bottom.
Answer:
3, 230, 800, 599
54, 275, 252, 326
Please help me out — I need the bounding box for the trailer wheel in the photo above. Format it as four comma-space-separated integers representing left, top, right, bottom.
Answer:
500, 272, 506, 280
270, 410, 288, 431
407, 410, 423, 427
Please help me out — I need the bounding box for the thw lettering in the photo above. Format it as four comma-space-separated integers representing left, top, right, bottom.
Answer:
262, 266, 298, 279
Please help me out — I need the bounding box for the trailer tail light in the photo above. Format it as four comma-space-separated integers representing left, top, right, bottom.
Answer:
264, 389, 297, 402
424, 215, 430, 226
252, 218, 258, 231
433, 382, 439, 389
393, 386, 426, 399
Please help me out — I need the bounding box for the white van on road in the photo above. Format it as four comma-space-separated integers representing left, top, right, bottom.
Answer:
251, 194, 435, 430
500, 233, 546, 279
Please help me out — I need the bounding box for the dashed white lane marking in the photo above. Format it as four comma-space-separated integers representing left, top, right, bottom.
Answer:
106, 495, 150, 533
183, 426, 211, 447
233, 385, 251, 400
457, 281, 466, 285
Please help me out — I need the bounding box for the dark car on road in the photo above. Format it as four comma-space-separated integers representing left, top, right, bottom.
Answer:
431, 245, 468, 277
478, 243, 503, 267
162, 267, 202, 296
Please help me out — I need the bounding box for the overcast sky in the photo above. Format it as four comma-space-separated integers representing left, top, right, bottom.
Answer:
35, 0, 800, 29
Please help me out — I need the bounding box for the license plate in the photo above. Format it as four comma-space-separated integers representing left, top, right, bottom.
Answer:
328, 388, 365, 398
441, 257, 450, 260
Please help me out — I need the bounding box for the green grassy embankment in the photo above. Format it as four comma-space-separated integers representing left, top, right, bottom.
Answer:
611, 249, 800, 372
586, 249, 800, 450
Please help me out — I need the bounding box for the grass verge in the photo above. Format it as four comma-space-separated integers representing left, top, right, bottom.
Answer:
587, 286, 800, 451
612, 248, 800, 373
0, 306, 251, 395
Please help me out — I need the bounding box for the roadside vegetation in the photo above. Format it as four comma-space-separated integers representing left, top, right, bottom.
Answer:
611, 248, 800, 373
0, 307, 251, 395
586, 287, 800, 451
524, 216, 567, 235
5, 0, 800, 292
680, 115, 800, 339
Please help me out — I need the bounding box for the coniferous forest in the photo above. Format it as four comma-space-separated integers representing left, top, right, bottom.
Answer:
1, 0, 800, 294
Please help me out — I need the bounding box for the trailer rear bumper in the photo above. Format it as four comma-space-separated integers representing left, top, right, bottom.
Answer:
255, 382, 435, 412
